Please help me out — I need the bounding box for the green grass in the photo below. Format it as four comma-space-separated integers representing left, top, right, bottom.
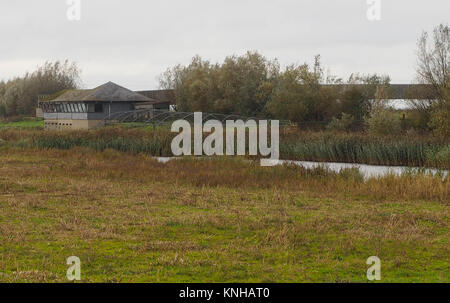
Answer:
0, 148, 448, 282
0, 118, 44, 129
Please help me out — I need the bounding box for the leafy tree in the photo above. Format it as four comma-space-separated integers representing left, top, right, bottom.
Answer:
266, 55, 341, 123
160, 52, 391, 129
160, 52, 279, 116
265, 64, 311, 122
340, 74, 390, 122
366, 81, 401, 136
0, 60, 81, 117
429, 83, 450, 138
159, 56, 217, 112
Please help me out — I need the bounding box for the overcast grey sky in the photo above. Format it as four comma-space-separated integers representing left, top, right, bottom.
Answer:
0, 0, 449, 90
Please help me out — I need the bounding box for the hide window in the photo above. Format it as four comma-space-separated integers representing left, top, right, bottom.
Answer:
94, 104, 103, 113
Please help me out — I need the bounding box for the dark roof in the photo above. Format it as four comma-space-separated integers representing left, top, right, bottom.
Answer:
46, 82, 153, 103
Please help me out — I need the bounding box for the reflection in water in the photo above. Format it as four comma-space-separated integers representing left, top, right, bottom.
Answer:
156, 157, 448, 179
273, 160, 448, 179
156, 157, 172, 164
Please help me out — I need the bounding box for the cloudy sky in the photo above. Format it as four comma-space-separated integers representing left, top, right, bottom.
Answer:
1, 0, 448, 90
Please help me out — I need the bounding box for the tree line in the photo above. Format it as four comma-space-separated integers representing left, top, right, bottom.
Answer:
0, 60, 81, 117
0, 24, 447, 138
160, 24, 449, 137
159, 53, 390, 124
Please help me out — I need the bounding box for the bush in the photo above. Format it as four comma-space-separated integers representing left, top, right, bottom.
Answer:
426, 145, 450, 169
327, 113, 354, 131
0, 104, 6, 117
367, 109, 401, 136
429, 105, 450, 139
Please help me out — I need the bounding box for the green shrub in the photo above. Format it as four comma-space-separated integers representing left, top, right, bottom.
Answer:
426, 145, 450, 169
326, 113, 354, 131
367, 109, 401, 136
429, 105, 450, 139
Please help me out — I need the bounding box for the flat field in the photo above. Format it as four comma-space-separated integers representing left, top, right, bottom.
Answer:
0, 147, 448, 282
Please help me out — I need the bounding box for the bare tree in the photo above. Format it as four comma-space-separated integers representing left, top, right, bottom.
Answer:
415, 24, 449, 105
406, 24, 449, 132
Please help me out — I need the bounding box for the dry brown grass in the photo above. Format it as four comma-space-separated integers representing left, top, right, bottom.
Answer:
0, 147, 448, 282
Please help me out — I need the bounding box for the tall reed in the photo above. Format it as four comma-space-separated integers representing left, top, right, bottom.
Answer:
1, 127, 448, 169
280, 131, 449, 169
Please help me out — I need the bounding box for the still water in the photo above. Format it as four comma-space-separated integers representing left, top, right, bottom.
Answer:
155, 157, 448, 179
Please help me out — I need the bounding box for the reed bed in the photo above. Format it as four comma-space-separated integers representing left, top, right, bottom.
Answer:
280, 132, 450, 169
1, 127, 448, 169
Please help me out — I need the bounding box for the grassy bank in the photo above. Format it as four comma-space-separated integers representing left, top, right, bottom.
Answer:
0, 118, 44, 130
1, 127, 448, 169
0, 147, 448, 282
